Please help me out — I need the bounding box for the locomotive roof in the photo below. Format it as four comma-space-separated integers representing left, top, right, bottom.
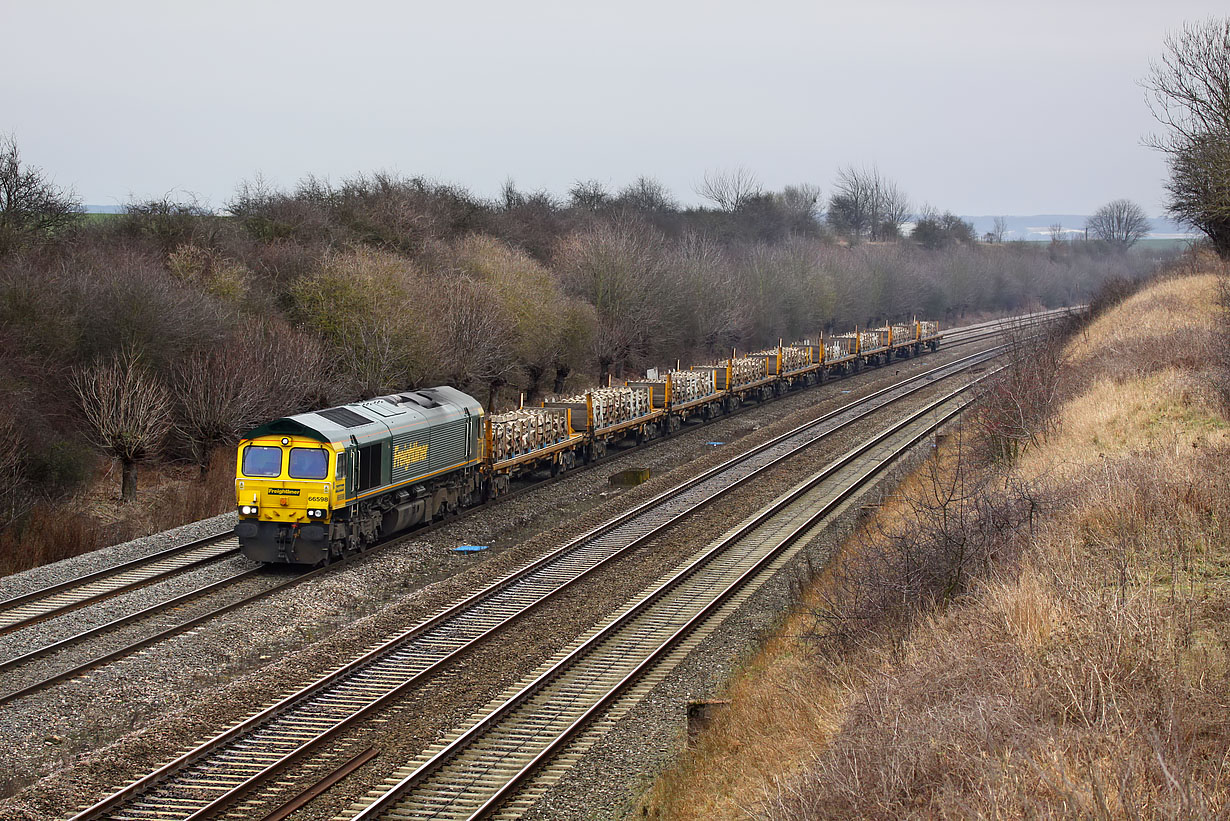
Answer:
241, 386, 483, 447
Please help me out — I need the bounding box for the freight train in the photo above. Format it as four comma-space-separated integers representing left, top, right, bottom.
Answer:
235, 322, 941, 563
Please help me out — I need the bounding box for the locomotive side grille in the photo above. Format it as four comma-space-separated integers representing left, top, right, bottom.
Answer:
429, 420, 468, 468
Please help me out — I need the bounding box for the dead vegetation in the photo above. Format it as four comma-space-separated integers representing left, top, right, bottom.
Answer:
642, 254, 1230, 820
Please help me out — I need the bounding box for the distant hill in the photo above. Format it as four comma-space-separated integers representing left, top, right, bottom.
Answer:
960, 214, 1197, 242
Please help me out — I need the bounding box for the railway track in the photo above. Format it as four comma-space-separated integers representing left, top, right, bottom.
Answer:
0, 313, 1062, 709
64, 342, 1006, 821
346, 378, 981, 820
0, 534, 241, 637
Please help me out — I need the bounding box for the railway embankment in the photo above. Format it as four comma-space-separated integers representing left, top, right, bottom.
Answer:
641, 261, 1230, 819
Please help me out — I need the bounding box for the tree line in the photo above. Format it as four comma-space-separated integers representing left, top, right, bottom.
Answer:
0, 141, 1172, 526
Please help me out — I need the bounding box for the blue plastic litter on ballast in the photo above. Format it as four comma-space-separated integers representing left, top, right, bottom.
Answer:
707, 441, 725, 446
454, 545, 489, 553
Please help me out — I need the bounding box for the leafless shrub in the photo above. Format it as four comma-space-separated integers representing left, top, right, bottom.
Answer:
0, 415, 26, 527
805, 429, 1051, 651
555, 218, 674, 381
428, 274, 518, 410
291, 246, 434, 396
972, 318, 1069, 463
0, 133, 81, 256
0, 502, 102, 575
166, 243, 249, 301
72, 347, 173, 502
698, 167, 763, 212
775, 183, 823, 223
613, 176, 678, 213
121, 193, 216, 251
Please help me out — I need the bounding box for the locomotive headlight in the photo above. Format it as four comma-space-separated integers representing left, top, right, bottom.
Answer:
240, 505, 258, 515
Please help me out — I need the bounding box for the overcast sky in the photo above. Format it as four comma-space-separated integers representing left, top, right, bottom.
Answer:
3, 0, 1226, 215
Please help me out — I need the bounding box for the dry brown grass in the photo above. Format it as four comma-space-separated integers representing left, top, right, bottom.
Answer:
1065, 268, 1224, 373
753, 446, 1230, 820
643, 268, 1230, 820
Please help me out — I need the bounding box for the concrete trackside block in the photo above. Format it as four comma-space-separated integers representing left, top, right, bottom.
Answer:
609, 468, 651, 487
686, 699, 731, 746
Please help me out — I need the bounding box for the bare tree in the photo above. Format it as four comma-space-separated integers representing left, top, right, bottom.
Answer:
556, 219, 670, 382
614, 177, 677, 212
568, 179, 611, 211
429, 275, 518, 410
991, 216, 1009, 243
1142, 18, 1230, 256
670, 231, 748, 354
1086, 198, 1152, 248
827, 167, 877, 241
697, 167, 763, 211
826, 166, 909, 242
73, 348, 173, 502
1048, 222, 1066, 242
0, 134, 81, 256
172, 345, 269, 472
776, 183, 823, 222
0, 415, 26, 526
338, 316, 415, 398
874, 178, 911, 240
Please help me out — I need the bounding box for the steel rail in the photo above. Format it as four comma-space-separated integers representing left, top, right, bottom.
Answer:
0, 532, 237, 614
258, 747, 379, 821
0, 535, 242, 636
0, 566, 262, 675
350, 378, 983, 819
0, 567, 321, 707
65, 343, 1003, 821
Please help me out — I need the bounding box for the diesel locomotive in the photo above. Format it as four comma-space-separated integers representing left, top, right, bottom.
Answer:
235, 386, 483, 563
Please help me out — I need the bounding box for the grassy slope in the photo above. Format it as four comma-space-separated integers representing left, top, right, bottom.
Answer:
643, 267, 1230, 819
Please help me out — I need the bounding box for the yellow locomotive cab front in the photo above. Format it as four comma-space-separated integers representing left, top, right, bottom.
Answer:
235, 436, 346, 562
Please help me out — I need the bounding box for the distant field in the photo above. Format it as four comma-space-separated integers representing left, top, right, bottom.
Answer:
1134, 237, 1197, 252
79, 212, 123, 224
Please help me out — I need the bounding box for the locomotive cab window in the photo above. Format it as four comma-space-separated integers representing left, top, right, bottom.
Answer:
335, 454, 346, 481
242, 446, 282, 478
289, 447, 328, 479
